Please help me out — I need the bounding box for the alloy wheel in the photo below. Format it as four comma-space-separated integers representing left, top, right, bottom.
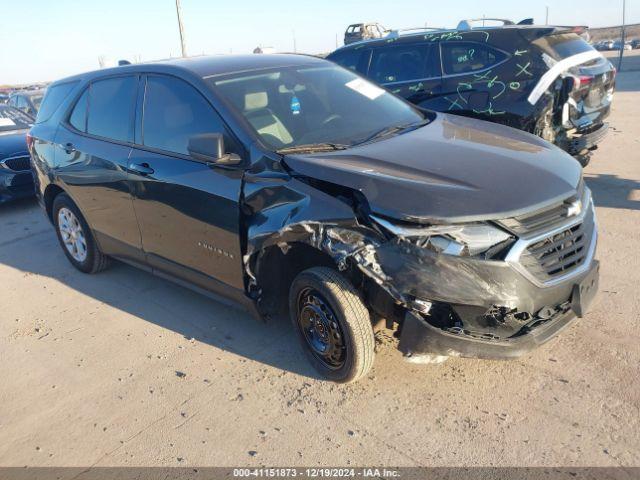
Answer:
57, 207, 88, 262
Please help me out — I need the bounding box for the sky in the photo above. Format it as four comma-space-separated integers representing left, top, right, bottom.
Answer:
1, 0, 638, 84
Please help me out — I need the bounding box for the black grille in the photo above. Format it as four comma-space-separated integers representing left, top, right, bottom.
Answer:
3, 156, 31, 171
518, 205, 595, 282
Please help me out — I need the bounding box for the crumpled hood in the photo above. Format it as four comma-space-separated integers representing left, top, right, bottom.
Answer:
283, 113, 582, 224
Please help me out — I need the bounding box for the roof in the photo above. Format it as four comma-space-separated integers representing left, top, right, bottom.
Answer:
50, 54, 326, 86
334, 24, 557, 51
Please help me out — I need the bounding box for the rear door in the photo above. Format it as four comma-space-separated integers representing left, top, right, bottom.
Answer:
128, 74, 245, 291
365, 41, 442, 108
54, 75, 143, 261
440, 41, 513, 117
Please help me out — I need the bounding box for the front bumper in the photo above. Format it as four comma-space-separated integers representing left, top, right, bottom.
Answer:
398, 260, 599, 360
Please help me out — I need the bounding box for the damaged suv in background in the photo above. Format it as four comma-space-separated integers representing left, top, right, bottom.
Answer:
328, 22, 615, 166
29, 54, 599, 383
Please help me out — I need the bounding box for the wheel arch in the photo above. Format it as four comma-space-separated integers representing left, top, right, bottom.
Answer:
43, 184, 66, 222
250, 242, 339, 319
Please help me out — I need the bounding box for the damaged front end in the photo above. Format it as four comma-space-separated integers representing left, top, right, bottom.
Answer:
241, 148, 598, 363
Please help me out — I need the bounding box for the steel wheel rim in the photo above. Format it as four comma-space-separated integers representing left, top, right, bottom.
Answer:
58, 207, 88, 262
297, 288, 346, 370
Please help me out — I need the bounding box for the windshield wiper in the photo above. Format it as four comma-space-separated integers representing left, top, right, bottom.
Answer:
276, 143, 349, 154
354, 120, 430, 146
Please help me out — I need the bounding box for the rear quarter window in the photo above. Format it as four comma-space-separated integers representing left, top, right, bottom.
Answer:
35, 81, 78, 124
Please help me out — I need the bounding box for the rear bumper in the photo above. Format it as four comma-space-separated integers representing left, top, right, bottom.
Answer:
565, 122, 609, 155
398, 260, 599, 361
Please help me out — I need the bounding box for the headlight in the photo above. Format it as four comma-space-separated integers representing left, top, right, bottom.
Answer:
371, 215, 513, 257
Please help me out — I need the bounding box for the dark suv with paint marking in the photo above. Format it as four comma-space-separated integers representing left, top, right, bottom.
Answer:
28, 55, 599, 382
328, 24, 615, 166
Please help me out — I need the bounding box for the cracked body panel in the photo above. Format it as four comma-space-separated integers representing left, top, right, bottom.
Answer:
241, 148, 598, 361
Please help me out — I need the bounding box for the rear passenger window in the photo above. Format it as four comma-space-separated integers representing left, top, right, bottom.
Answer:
35, 81, 78, 124
142, 75, 229, 156
69, 90, 88, 132
369, 44, 440, 83
441, 43, 507, 75
87, 76, 136, 142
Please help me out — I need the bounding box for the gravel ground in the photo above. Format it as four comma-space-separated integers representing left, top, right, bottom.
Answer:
0, 71, 638, 469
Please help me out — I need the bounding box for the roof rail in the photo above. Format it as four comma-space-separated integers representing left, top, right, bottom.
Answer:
457, 18, 515, 30
386, 26, 445, 38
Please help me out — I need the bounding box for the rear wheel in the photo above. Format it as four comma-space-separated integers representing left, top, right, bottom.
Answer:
289, 267, 374, 383
52, 193, 109, 273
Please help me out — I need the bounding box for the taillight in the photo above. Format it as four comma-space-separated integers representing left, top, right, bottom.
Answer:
26, 132, 34, 151
576, 75, 594, 89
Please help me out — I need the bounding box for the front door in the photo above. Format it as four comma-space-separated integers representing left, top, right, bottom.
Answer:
128, 74, 245, 291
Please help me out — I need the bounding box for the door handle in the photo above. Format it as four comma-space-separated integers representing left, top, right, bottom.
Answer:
59, 142, 75, 154
129, 162, 155, 176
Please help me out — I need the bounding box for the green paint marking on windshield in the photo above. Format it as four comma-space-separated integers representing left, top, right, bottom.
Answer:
509, 81, 521, 90
514, 49, 528, 56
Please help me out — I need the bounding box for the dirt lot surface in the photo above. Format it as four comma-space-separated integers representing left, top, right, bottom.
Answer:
1, 72, 639, 469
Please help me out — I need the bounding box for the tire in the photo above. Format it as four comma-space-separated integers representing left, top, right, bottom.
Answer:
289, 267, 374, 383
52, 193, 110, 274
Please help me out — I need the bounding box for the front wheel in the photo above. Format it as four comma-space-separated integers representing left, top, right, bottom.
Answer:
289, 267, 375, 383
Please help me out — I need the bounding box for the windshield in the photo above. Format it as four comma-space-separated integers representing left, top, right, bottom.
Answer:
207, 64, 426, 151
0, 105, 33, 132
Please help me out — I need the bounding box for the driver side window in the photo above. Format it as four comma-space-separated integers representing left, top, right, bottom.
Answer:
142, 75, 236, 156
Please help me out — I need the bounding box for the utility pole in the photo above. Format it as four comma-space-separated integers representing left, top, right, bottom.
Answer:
618, 0, 626, 71
175, 0, 187, 57
292, 29, 297, 53
545, 6, 549, 25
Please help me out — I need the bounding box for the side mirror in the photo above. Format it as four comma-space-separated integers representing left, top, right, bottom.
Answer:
187, 133, 241, 166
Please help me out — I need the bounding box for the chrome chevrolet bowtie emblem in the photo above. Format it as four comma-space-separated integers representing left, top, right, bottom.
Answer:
566, 200, 582, 217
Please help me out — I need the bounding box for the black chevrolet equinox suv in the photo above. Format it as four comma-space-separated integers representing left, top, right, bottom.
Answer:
29, 54, 599, 382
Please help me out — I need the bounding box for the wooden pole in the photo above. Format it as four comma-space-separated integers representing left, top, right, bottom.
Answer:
175, 0, 187, 57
